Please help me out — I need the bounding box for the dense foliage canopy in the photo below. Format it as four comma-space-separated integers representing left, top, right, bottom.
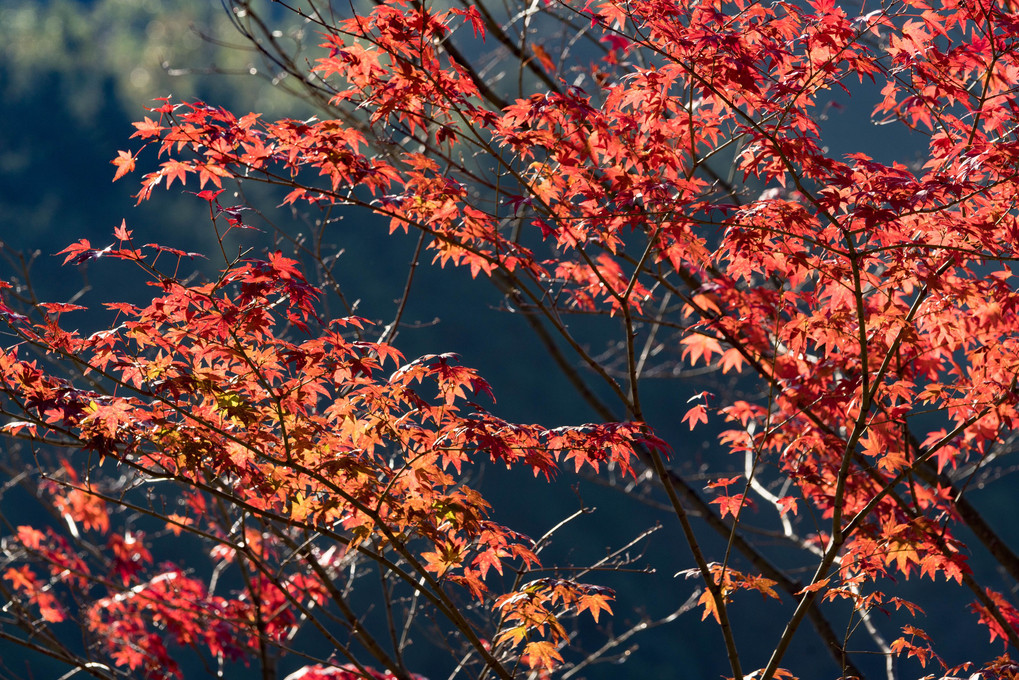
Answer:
4, 0, 1019, 678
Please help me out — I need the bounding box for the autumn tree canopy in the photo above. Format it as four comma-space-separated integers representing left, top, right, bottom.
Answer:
4, 0, 1019, 678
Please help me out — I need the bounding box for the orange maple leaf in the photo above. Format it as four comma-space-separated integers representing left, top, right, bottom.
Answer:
111, 150, 136, 182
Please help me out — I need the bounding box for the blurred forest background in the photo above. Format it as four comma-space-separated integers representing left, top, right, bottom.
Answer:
2, 1, 1013, 678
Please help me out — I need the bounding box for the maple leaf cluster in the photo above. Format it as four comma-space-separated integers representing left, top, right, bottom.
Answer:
0, 230, 651, 677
